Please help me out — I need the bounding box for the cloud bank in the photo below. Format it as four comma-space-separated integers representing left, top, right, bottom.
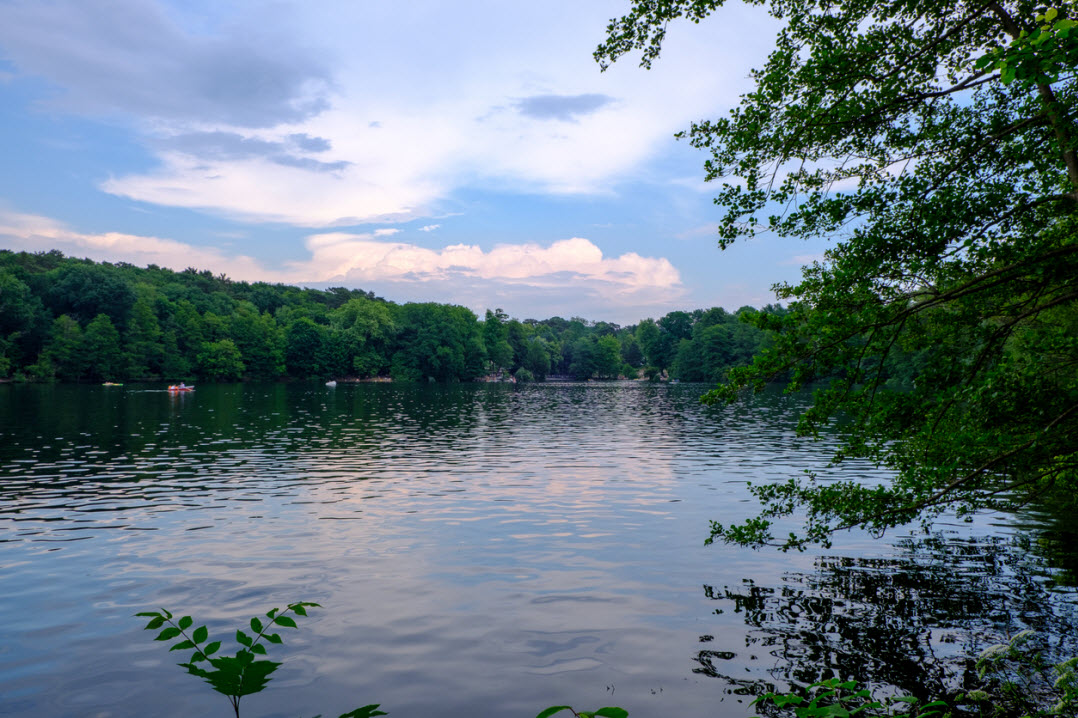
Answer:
0, 211, 684, 321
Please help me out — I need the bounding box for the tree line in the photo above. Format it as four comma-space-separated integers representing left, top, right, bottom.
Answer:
0, 249, 783, 383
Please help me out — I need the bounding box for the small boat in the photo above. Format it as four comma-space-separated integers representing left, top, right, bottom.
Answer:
167, 385, 194, 392
325, 380, 337, 387
102, 382, 123, 386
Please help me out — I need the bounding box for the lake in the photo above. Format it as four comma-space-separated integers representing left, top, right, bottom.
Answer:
0, 382, 1074, 718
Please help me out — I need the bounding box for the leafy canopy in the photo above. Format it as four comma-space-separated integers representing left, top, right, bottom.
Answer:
598, 0, 1078, 549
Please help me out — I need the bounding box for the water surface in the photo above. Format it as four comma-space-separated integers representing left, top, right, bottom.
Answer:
0, 382, 1073, 718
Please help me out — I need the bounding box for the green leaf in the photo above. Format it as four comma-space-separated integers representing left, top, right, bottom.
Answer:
155, 626, 181, 641
274, 616, 298, 629
203, 641, 221, 656
251, 617, 263, 634
293, 605, 308, 617
266, 633, 283, 644
144, 616, 165, 630
193, 625, 208, 644
169, 640, 195, 651
236, 630, 253, 647
338, 705, 387, 718
251, 643, 267, 655
595, 708, 628, 718
178, 615, 192, 630
536, 706, 574, 718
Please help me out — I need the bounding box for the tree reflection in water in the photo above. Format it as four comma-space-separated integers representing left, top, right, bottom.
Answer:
696, 534, 1078, 709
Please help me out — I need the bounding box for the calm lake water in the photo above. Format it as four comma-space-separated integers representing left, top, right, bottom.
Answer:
1, 382, 1075, 718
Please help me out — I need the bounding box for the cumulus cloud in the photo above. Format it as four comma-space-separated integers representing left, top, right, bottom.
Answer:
0, 211, 684, 320
0, 0, 330, 127
515, 93, 615, 121
419, 224, 440, 232
289, 232, 679, 289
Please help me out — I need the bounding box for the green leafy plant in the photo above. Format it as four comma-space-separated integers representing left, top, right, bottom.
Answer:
752, 678, 948, 718
537, 706, 628, 718
966, 630, 1078, 717
137, 602, 384, 718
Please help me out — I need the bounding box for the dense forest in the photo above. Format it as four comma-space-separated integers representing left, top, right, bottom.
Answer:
0, 249, 783, 383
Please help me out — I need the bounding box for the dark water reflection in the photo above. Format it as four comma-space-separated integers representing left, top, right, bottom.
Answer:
696, 535, 1078, 709
0, 382, 1073, 718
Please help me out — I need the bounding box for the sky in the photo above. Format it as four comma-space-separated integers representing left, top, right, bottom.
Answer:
0, 0, 828, 325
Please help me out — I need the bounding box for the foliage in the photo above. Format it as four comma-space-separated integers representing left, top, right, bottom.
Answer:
979, 7, 1078, 87
597, 0, 1078, 549
136, 602, 384, 718
753, 678, 948, 718
390, 303, 486, 382
197, 339, 247, 381
536, 706, 628, 718
0, 249, 776, 384
968, 631, 1078, 716
82, 313, 123, 382
482, 308, 514, 373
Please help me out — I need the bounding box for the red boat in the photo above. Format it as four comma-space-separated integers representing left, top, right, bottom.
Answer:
167, 385, 194, 392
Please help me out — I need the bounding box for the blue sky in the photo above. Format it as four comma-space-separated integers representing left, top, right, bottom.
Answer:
0, 0, 828, 325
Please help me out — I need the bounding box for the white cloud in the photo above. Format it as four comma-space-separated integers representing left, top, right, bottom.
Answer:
419, 224, 440, 232
1, 0, 775, 226
289, 232, 680, 290
0, 211, 684, 321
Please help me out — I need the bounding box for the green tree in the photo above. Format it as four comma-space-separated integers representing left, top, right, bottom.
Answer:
169, 299, 206, 370
598, 0, 1078, 549
332, 297, 396, 378
82, 313, 124, 382
197, 339, 246, 381
37, 315, 85, 381
634, 318, 662, 371
160, 329, 192, 379
0, 269, 41, 375
229, 303, 284, 379
568, 337, 596, 380
523, 337, 553, 380
594, 335, 624, 378
124, 287, 164, 378
506, 319, 529, 371
390, 303, 485, 382
482, 309, 514, 373
41, 262, 134, 327
620, 334, 645, 368
285, 318, 327, 378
